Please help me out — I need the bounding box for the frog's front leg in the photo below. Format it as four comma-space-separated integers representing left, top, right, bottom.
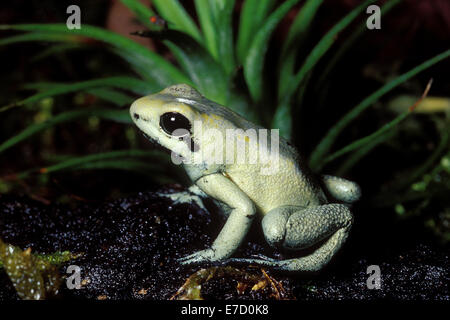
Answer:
157, 185, 207, 211
178, 173, 256, 265
228, 204, 353, 272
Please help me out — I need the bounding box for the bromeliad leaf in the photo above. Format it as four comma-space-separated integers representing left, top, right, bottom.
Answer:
143, 29, 229, 105
0, 77, 157, 113
151, 0, 202, 43
15, 150, 182, 185
208, 0, 236, 75
273, 0, 377, 137
309, 49, 450, 170
0, 24, 189, 87
0, 109, 131, 154
0, 32, 78, 46
314, 0, 402, 96
278, 0, 324, 101
236, 0, 277, 64
244, 0, 301, 103
284, 0, 376, 99
119, 0, 157, 30
194, 0, 219, 60
22, 82, 134, 107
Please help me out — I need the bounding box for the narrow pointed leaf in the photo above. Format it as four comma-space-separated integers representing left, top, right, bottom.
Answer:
278, 0, 324, 100
0, 32, 78, 46
309, 49, 450, 169
194, 0, 219, 59
120, 0, 156, 29
210, 0, 236, 75
320, 110, 411, 167
152, 0, 202, 43
314, 0, 402, 94
0, 24, 189, 86
336, 130, 395, 175
274, 0, 376, 126
285, 0, 376, 98
31, 43, 85, 62
236, 0, 277, 64
145, 29, 229, 104
244, 0, 301, 102
0, 109, 131, 154
1, 77, 156, 113
22, 82, 135, 106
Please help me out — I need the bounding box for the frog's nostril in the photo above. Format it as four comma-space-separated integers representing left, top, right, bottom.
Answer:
133, 113, 140, 120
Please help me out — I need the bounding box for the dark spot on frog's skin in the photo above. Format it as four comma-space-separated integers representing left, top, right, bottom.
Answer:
134, 113, 150, 122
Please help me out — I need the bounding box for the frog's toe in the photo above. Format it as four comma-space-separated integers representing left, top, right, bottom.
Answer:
248, 254, 278, 262
177, 253, 199, 264
225, 257, 286, 269
178, 249, 215, 265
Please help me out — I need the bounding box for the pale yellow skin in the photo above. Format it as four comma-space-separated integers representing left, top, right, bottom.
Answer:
130, 84, 361, 272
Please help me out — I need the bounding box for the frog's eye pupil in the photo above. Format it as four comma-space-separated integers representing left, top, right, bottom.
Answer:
160, 112, 191, 137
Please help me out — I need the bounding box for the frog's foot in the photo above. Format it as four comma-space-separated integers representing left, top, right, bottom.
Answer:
178, 248, 217, 265
242, 253, 278, 263
226, 256, 280, 267
157, 186, 206, 211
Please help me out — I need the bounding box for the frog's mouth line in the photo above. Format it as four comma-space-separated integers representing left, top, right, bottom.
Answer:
141, 133, 170, 154
142, 131, 200, 153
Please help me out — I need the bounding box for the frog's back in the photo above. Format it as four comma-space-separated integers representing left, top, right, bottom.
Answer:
225, 137, 327, 215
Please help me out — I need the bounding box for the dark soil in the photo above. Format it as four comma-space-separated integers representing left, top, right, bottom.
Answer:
0, 188, 448, 301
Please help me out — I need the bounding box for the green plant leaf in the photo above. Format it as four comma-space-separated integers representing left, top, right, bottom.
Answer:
15, 150, 182, 184
207, 0, 236, 75
314, 0, 402, 96
273, 0, 377, 134
146, 29, 229, 105
72, 159, 178, 184
320, 110, 413, 166
0, 109, 131, 154
152, 0, 202, 43
271, 96, 292, 139
40, 150, 168, 174
23, 82, 135, 106
336, 129, 395, 175
285, 0, 376, 98
398, 127, 450, 189
17, 149, 167, 174
85, 88, 134, 106
309, 49, 450, 170
0, 32, 78, 46
194, 0, 219, 60
0, 24, 189, 86
278, 0, 324, 100
120, 0, 156, 29
244, 0, 301, 103
1, 77, 156, 112
30, 43, 85, 62
236, 0, 277, 64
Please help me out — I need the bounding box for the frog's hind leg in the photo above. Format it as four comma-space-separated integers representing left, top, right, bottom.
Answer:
227, 204, 353, 272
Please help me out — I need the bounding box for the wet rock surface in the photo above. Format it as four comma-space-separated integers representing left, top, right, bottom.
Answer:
0, 189, 448, 301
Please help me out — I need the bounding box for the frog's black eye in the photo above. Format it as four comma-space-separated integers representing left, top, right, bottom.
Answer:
160, 112, 191, 137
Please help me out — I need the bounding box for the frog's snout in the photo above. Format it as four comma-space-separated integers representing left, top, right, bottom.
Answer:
130, 99, 146, 123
